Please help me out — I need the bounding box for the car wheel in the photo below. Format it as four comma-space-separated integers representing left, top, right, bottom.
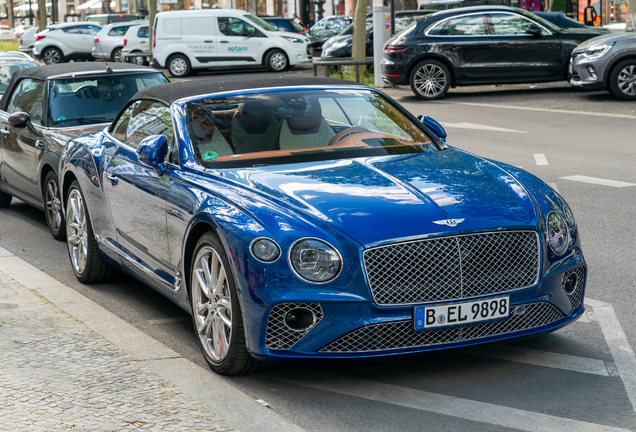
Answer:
168, 54, 191, 78
0, 189, 12, 207
43, 171, 65, 241
609, 59, 636, 101
266, 49, 289, 72
65, 180, 119, 283
410, 60, 451, 101
190, 231, 264, 375
42, 47, 63, 64
111, 47, 123, 62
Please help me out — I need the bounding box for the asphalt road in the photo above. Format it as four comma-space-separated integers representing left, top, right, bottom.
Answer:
2, 71, 636, 431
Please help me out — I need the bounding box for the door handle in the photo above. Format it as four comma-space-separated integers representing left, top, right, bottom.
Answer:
220, 40, 229, 43
107, 172, 118, 186
204, 40, 213, 43
35, 140, 44, 150
141, 40, 147, 43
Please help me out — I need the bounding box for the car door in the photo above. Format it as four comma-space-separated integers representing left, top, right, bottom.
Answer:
215, 16, 261, 66
80, 25, 102, 53
426, 13, 499, 83
104, 100, 177, 291
0, 78, 45, 201
487, 12, 562, 80
180, 15, 219, 68
58, 25, 85, 54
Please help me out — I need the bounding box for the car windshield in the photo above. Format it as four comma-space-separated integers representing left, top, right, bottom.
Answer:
289, 20, 305, 33
518, 9, 560, 32
245, 14, 277, 32
0, 62, 39, 93
48, 73, 168, 127
341, 19, 373, 35
186, 88, 440, 168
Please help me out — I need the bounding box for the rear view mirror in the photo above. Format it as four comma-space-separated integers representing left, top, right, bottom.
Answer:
417, 115, 447, 143
8, 112, 29, 128
137, 134, 168, 175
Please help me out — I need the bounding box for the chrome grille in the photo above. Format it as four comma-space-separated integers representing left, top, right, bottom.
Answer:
265, 303, 323, 350
320, 302, 563, 353
364, 231, 540, 306
564, 267, 586, 310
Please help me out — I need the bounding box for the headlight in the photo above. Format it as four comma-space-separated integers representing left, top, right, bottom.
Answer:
289, 238, 342, 283
281, 36, 303, 43
250, 237, 281, 263
563, 205, 576, 228
547, 212, 569, 255
582, 42, 615, 60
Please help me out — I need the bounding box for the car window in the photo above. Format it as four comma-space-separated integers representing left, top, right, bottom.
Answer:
63, 25, 83, 34
244, 14, 277, 32
7, 78, 45, 125
108, 25, 131, 36
489, 13, 544, 35
81, 25, 102, 35
0, 62, 39, 94
137, 26, 149, 38
310, 21, 326, 32
218, 17, 257, 37
112, 100, 174, 153
428, 14, 488, 36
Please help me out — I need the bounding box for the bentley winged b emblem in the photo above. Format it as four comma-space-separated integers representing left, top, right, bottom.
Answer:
433, 218, 465, 227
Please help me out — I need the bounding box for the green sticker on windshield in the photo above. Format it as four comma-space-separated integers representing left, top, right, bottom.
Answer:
202, 151, 218, 161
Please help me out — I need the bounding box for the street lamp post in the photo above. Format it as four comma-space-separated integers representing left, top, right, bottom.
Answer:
139, 0, 148, 17
28, 0, 34, 25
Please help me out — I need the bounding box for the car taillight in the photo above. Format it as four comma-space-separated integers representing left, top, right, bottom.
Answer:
153, 28, 156, 48
19, 38, 23, 45
94, 37, 100, 43
36, 34, 46, 41
123, 39, 127, 47
384, 45, 408, 53
118, 14, 123, 17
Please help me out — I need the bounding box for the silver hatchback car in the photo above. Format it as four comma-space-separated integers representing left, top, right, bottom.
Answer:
570, 31, 636, 101
92, 20, 146, 62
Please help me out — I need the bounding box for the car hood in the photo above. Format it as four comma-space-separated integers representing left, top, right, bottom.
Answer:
323, 34, 350, 47
219, 149, 538, 247
561, 27, 610, 36
575, 31, 636, 49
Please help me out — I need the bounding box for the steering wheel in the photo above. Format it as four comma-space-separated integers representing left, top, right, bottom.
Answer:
74, 85, 99, 99
327, 127, 370, 146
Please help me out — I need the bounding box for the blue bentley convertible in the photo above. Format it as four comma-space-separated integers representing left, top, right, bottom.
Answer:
59, 77, 586, 375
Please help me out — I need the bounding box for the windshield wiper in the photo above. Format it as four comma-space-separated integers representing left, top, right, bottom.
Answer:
54, 117, 111, 126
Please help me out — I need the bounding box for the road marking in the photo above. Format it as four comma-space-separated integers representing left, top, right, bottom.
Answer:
561, 175, 636, 188
439, 121, 527, 133
586, 298, 636, 412
148, 317, 190, 324
267, 370, 629, 432
461, 345, 609, 376
548, 183, 559, 193
534, 153, 549, 166
448, 102, 636, 120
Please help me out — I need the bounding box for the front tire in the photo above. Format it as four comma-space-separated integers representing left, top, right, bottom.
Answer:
265, 49, 289, 72
43, 171, 65, 240
0, 189, 11, 207
609, 59, 636, 101
190, 232, 264, 375
168, 54, 191, 78
65, 180, 119, 283
410, 59, 451, 100
42, 47, 63, 64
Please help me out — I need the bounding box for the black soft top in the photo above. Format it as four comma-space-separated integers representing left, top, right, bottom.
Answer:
0, 62, 159, 111
130, 76, 366, 106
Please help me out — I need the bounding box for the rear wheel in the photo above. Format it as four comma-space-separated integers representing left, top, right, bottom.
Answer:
168, 54, 191, 78
190, 231, 265, 375
42, 47, 63, 64
111, 47, 123, 62
65, 180, 119, 283
265, 49, 289, 72
0, 190, 11, 207
410, 59, 450, 100
43, 171, 65, 240
609, 59, 636, 101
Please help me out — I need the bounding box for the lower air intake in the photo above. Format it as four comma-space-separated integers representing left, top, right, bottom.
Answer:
265, 303, 323, 350
564, 267, 586, 310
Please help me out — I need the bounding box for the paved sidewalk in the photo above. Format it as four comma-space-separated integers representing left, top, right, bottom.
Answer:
0, 270, 238, 432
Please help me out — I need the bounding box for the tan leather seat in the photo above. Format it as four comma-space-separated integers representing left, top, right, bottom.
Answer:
277, 98, 335, 150
230, 101, 279, 154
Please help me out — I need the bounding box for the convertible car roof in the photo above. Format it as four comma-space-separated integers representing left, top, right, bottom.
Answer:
131, 76, 365, 105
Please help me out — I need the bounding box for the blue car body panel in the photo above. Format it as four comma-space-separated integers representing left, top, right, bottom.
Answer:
59, 85, 586, 364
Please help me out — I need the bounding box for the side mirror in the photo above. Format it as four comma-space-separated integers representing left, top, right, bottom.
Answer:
8, 112, 29, 128
137, 134, 168, 176
417, 115, 447, 143
526, 25, 542, 37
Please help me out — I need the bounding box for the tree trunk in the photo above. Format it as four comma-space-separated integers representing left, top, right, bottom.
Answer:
149, 0, 157, 53
627, 0, 636, 31
178, 0, 185, 10
38, 0, 47, 31
351, 0, 367, 61
7, 0, 14, 28
102, 0, 112, 14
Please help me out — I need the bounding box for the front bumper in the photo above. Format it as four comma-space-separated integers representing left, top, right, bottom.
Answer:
569, 55, 607, 91
287, 44, 312, 65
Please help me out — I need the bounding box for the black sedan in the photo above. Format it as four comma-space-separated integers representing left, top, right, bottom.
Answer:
381, 6, 609, 99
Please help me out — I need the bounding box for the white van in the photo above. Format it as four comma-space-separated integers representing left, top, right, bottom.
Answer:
152, 9, 312, 78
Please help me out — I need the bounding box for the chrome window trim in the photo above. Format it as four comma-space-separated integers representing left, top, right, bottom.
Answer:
424, 12, 491, 37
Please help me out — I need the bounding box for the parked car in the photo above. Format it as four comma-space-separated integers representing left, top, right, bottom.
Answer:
0, 51, 38, 95
418, 0, 512, 10
307, 15, 352, 51
19, 27, 39, 55
92, 20, 146, 62
33, 22, 103, 64
86, 13, 142, 25
12, 25, 33, 39
533, 11, 610, 32
321, 11, 433, 59
0, 25, 13, 40
260, 16, 306, 35
151, 9, 311, 77
0, 62, 168, 239
570, 31, 636, 100
381, 6, 610, 100
121, 24, 150, 65
59, 75, 586, 376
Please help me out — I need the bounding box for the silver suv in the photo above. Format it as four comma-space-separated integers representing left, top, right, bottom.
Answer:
570, 31, 636, 101
93, 20, 146, 62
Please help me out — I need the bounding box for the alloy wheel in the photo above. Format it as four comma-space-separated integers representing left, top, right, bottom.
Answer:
192, 246, 233, 363
270, 52, 287, 71
170, 58, 187, 76
617, 65, 636, 96
413, 64, 447, 99
43, 48, 61, 64
112, 48, 122, 62
45, 178, 62, 233
66, 189, 88, 275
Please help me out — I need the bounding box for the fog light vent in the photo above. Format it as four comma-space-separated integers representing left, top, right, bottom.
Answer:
562, 267, 586, 310
587, 66, 597, 79
265, 303, 323, 350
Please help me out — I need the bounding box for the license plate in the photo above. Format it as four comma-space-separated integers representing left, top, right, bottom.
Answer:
414, 296, 510, 330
